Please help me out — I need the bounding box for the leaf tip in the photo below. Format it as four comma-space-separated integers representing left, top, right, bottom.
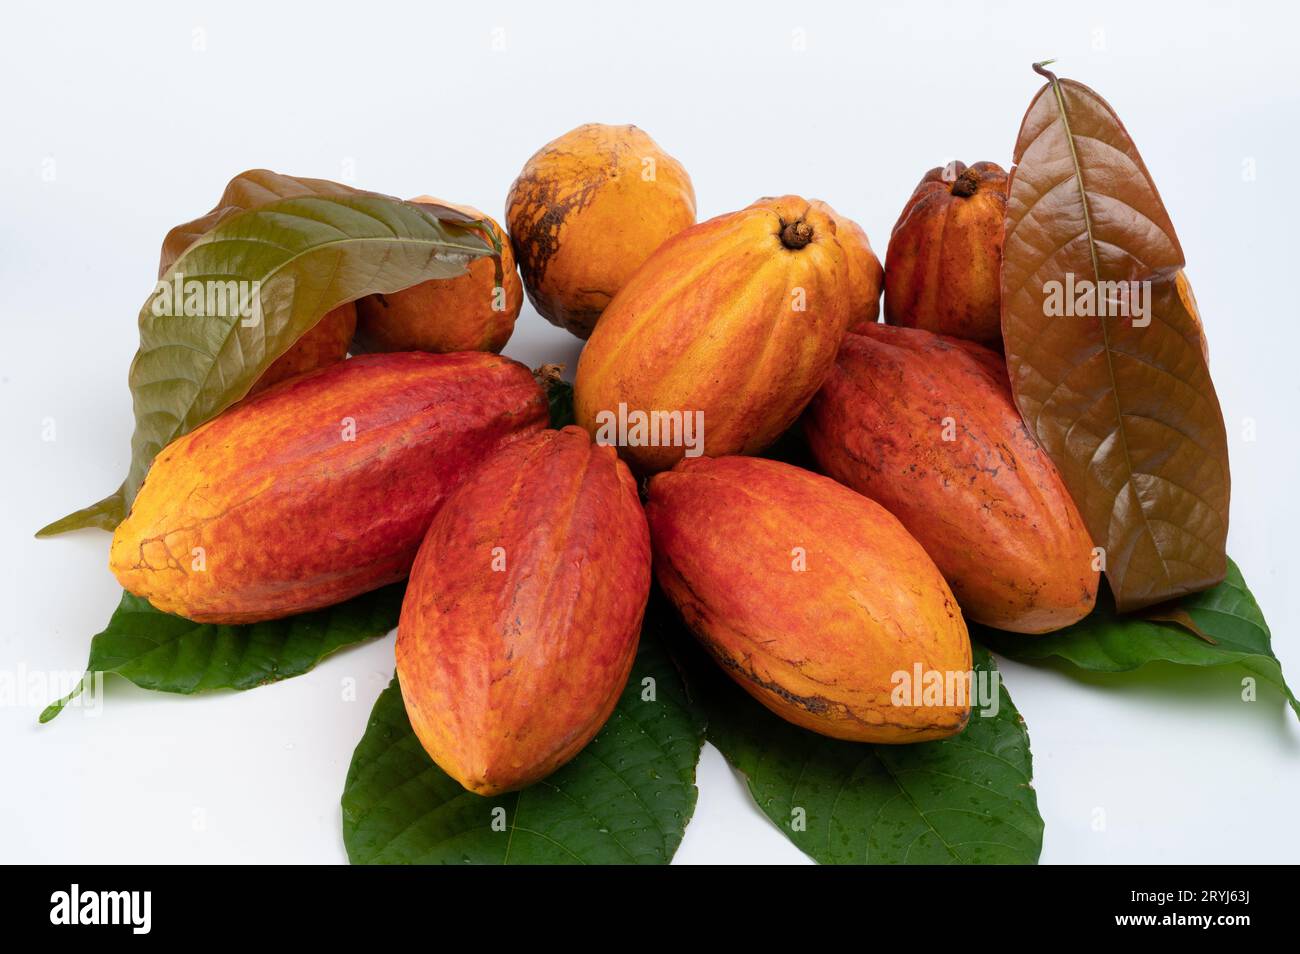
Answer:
35, 489, 126, 538
39, 674, 88, 724
35, 513, 79, 538
1032, 59, 1059, 80
38, 699, 66, 724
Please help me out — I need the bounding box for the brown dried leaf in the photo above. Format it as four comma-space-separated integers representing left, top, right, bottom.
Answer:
1139, 604, 1217, 645
1001, 64, 1231, 612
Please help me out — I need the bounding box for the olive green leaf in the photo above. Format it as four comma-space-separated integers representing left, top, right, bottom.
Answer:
38, 490, 127, 537
40, 585, 403, 722
39, 170, 498, 537
978, 558, 1297, 719
671, 605, 1043, 864
341, 634, 705, 864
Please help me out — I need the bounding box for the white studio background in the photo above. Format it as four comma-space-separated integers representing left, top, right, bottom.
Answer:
2, 0, 1297, 864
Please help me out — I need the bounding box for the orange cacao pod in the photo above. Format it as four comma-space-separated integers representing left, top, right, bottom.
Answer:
246, 302, 356, 396
884, 161, 1008, 347
804, 324, 1099, 633
575, 196, 852, 474
647, 455, 971, 743
396, 426, 651, 795
506, 123, 696, 338
353, 197, 522, 355
110, 352, 548, 623
750, 197, 882, 333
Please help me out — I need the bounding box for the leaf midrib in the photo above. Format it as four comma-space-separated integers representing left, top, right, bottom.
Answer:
1044, 76, 1170, 591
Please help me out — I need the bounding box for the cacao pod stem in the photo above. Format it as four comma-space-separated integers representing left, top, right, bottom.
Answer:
779, 220, 814, 250
950, 169, 981, 197
533, 363, 566, 387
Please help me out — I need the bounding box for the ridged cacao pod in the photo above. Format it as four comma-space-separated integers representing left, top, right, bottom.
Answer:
750, 196, 882, 333
353, 197, 522, 355
647, 455, 971, 743
246, 302, 356, 396
884, 161, 1008, 347
396, 426, 651, 795
110, 352, 548, 623
505, 123, 697, 339
575, 195, 852, 474
804, 324, 1099, 633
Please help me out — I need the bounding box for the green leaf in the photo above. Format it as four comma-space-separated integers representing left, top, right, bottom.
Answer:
679, 617, 1043, 864
535, 365, 574, 429
41, 170, 499, 536
35, 486, 125, 538
341, 634, 705, 864
978, 557, 1298, 718
40, 586, 403, 722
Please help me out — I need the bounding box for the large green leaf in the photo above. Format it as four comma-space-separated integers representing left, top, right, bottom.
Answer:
979, 558, 1297, 718
39, 170, 498, 536
680, 619, 1043, 864
40, 585, 402, 722
341, 634, 705, 864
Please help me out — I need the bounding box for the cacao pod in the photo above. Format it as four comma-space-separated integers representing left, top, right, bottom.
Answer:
647, 455, 971, 743
804, 324, 1099, 633
1176, 270, 1212, 364
353, 197, 522, 355
505, 123, 696, 339
750, 196, 882, 333
884, 160, 1008, 347
396, 426, 651, 795
110, 352, 548, 623
246, 302, 356, 396
574, 195, 852, 474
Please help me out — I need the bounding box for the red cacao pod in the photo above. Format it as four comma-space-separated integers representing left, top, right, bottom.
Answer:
647, 455, 971, 743
804, 324, 1099, 633
397, 426, 651, 795
884, 161, 1008, 347
110, 352, 548, 623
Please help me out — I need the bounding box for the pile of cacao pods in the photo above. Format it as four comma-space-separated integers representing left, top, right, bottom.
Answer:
106, 121, 1107, 797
